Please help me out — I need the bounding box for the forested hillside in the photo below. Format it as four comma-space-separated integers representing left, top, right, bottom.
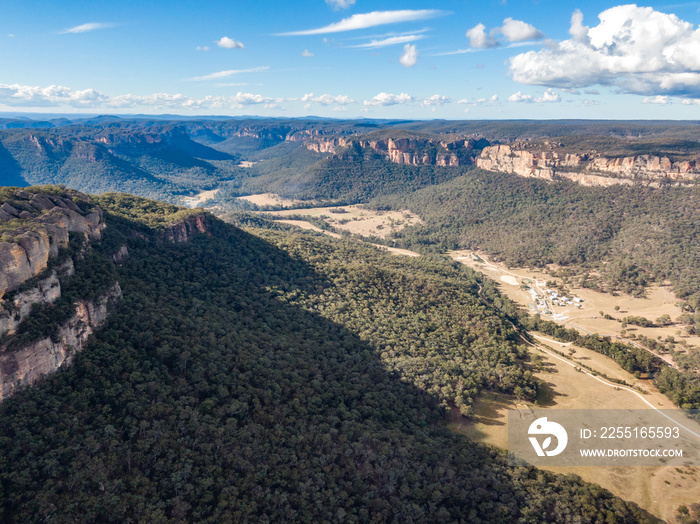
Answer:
0, 191, 654, 522
376, 169, 700, 310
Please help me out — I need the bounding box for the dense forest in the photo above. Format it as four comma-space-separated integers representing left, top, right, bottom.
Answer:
0, 192, 655, 522
375, 169, 700, 310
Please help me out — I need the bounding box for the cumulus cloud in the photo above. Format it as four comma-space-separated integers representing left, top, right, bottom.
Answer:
190, 66, 269, 81
466, 18, 543, 49
279, 10, 446, 36
499, 18, 543, 42
643, 95, 671, 104
326, 0, 355, 9
301, 49, 314, 57
457, 94, 499, 105
196, 46, 210, 51
351, 35, 425, 49
422, 94, 450, 106
216, 36, 244, 49
508, 91, 532, 103
0, 83, 284, 111
60, 22, 114, 34
302, 93, 355, 105
363, 92, 414, 106
399, 44, 418, 67
466, 23, 498, 49
508, 89, 561, 103
509, 5, 700, 97
682, 98, 700, 105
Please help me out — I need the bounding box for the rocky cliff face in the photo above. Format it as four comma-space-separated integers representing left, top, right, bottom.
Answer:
162, 213, 210, 243
303, 136, 485, 167
0, 188, 213, 400
0, 190, 104, 300
0, 282, 122, 400
476, 144, 700, 186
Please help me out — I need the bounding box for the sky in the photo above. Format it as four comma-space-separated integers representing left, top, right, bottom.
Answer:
3, 0, 700, 119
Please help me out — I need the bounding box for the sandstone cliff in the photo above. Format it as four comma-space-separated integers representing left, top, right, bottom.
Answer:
476, 144, 700, 186
0, 188, 214, 400
162, 212, 210, 243
303, 135, 487, 167
0, 282, 122, 400
0, 189, 104, 300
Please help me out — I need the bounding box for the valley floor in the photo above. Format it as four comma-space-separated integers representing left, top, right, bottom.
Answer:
230, 194, 700, 522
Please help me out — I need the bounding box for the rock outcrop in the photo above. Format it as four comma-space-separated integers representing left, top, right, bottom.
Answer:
162, 212, 210, 243
476, 144, 700, 186
0, 282, 122, 400
0, 190, 104, 300
304, 136, 486, 167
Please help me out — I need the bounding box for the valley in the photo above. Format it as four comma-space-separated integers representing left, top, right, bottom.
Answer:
2, 117, 700, 522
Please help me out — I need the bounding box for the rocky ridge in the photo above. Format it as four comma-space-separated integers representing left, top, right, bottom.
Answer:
0, 188, 212, 400
476, 144, 700, 186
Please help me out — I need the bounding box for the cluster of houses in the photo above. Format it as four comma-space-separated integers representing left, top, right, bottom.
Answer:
545, 288, 584, 308
527, 286, 584, 316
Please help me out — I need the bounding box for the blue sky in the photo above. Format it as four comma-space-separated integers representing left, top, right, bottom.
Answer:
3, 0, 700, 119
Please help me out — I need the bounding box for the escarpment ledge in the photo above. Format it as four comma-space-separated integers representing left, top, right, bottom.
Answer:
0, 189, 104, 299
0, 187, 120, 400
476, 144, 700, 186
0, 282, 122, 400
161, 212, 211, 243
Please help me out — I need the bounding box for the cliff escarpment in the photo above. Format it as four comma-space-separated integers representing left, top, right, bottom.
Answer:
0, 187, 212, 400
0, 282, 122, 400
303, 136, 485, 167
476, 144, 700, 186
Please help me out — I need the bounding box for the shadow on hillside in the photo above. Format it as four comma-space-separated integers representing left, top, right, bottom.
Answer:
0, 217, 657, 523
0, 142, 27, 187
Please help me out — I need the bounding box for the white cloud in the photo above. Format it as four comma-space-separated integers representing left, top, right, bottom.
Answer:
509, 5, 700, 97
499, 18, 543, 42
0, 84, 108, 107
643, 95, 671, 104
538, 88, 561, 102
508, 91, 533, 103
466, 23, 498, 49
279, 10, 446, 36
458, 94, 499, 105
325, 0, 355, 9
230, 92, 279, 106
196, 46, 210, 52
569, 9, 589, 42
351, 35, 425, 49
190, 66, 269, 81
363, 92, 414, 106
216, 37, 244, 49
422, 94, 450, 106
302, 93, 355, 105
466, 18, 543, 49
302, 49, 314, 57
399, 44, 418, 67
507, 89, 560, 103
60, 22, 114, 34
682, 98, 700, 105
0, 82, 284, 111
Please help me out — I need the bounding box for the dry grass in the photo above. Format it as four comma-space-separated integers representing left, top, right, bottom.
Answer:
267, 204, 422, 239
450, 343, 699, 522
448, 249, 700, 520
449, 250, 700, 352
237, 193, 306, 207
181, 189, 220, 209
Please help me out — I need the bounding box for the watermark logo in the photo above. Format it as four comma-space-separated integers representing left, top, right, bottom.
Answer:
528, 417, 568, 457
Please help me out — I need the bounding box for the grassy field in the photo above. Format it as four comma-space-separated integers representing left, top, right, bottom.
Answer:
449, 250, 700, 358
450, 340, 700, 522
447, 250, 700, 521
252, 199, 422, 239
182, 188, 220, 208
